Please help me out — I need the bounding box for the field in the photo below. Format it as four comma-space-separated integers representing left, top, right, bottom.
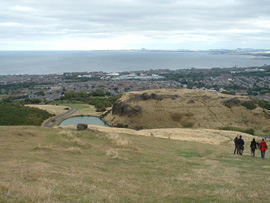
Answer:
60, 104, 103, 117
26, 104, 70, 116
28, 104, 103, 118
0, 126, 269, 202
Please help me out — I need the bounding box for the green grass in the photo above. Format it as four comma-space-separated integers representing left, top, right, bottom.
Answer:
177, 148, 202, 157
0, 126, 270, 202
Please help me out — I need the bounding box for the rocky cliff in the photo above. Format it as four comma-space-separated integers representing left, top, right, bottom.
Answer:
103, 89, 270, 134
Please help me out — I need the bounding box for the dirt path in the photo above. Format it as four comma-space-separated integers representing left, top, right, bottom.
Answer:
44, 107, 76, 127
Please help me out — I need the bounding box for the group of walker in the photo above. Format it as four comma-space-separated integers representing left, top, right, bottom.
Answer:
234, 135, 268, 159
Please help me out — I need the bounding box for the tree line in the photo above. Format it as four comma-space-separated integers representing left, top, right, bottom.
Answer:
60, 89, 121, 112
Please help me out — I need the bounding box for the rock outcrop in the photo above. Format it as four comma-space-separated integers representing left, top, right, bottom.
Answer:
103, 89, 270, 134
77, 123, 88, 131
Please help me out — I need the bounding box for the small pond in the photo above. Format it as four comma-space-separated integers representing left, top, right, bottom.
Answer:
60, 116, 110, 127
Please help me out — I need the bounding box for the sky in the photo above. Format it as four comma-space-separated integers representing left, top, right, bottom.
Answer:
0, 0, 270, 51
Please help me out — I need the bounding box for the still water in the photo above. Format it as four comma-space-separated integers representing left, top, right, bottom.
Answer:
0, 50, 270, 75
60, 116, 110, 127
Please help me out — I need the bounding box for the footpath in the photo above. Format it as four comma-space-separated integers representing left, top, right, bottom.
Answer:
44, 107, 76, 127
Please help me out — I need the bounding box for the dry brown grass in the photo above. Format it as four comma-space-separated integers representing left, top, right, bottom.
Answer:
106, 132, 130, 147
1, 126, 270, 202
77, 124, 254, 145
105, 148, 119, 158
57, 129, 90, 148
26, 104, 70, 116
64, 146, 83, 154
104, 89, 270, 134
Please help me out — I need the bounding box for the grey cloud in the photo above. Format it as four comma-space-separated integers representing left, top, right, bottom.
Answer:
1, 0, 270, 49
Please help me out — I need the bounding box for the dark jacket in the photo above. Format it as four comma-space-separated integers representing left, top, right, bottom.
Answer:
237, 138, 244, 147
234, 137, 239, 145
250, 140, 257, 149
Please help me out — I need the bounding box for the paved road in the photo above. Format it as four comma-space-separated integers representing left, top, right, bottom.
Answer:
44, 107, 76, 127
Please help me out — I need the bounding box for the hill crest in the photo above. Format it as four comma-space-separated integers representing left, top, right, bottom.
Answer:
104, 89, 270, 134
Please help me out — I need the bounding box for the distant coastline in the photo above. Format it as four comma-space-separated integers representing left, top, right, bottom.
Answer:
0, 50, 270, 75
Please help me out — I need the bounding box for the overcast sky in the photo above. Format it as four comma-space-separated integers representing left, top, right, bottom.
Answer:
1, 0, 270, 50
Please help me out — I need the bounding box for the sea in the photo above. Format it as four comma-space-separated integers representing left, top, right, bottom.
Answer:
0, 50, 270, 75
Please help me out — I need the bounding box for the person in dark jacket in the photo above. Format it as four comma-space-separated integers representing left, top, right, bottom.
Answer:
250, 138, 257, 157
259, 139, 268, 159
237, 135, 245, 156
234, 135, 239, 154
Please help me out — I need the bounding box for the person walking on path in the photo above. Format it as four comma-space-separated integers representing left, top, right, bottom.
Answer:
234, 135, 239, 154
250, 138, 257, 157
259, 138, 268, 159
237, 135, 245, 156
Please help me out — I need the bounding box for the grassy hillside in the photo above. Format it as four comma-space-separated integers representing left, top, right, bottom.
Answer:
0, 103, 53, 126
0, 126, 270, 202
104, 89, 270, 135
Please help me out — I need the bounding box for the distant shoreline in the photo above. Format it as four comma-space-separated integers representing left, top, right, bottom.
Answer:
0, 50, 270, 75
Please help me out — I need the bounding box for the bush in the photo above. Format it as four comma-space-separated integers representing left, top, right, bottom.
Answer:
219, 126, 255, 135
115, 123, 129, 128
258, 100, 270, 110
244, 128, 255, 135
96, 106, 106, 112
182, 121, 194, 128
61, 91, 121, 112
100, 109, 112, 118
221, 91, 235, 95
241, 101, 256, 110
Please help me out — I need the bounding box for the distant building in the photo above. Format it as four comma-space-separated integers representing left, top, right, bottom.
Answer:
235, 90, 248, 95
244, 68, 265, 72
28, 94, 37, 98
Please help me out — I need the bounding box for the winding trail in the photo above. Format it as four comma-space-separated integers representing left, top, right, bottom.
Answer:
44, 107, 76, 127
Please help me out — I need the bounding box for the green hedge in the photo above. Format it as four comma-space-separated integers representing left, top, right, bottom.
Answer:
219, 126, 255, 135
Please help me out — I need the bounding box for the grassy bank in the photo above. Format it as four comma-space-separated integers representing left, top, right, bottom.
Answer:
0, 126, 269, 202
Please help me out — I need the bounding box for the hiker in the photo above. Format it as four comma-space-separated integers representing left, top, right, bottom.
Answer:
237, 135, 245, 156
250, 138, 257, 157
234, 135, 239, 154
259, 138, 268, 159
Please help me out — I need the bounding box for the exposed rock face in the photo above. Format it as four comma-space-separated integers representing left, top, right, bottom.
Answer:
223, 98, 241, 108
112, 92, 179, 117
112, 101, 141, 117
77, 123, 88, 131
104, 89, 270, 134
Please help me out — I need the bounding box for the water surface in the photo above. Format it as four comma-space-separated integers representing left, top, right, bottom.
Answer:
0, 51, 269, 75
60, 116, 110, 127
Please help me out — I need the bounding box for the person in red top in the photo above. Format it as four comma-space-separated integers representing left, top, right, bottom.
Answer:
259, 138, 268, 159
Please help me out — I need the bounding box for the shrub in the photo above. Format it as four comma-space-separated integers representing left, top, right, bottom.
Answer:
221, 91, 235, 95
241, 101, 256, 110
115, 123, 128, 128
219, 126, 255, 135
244, 128, 255, 135
96, 106, 106, 112
134, 126, 144, 130
258, 100, 270, 110
100, 109, 111, 118
171, 113, 183, 122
